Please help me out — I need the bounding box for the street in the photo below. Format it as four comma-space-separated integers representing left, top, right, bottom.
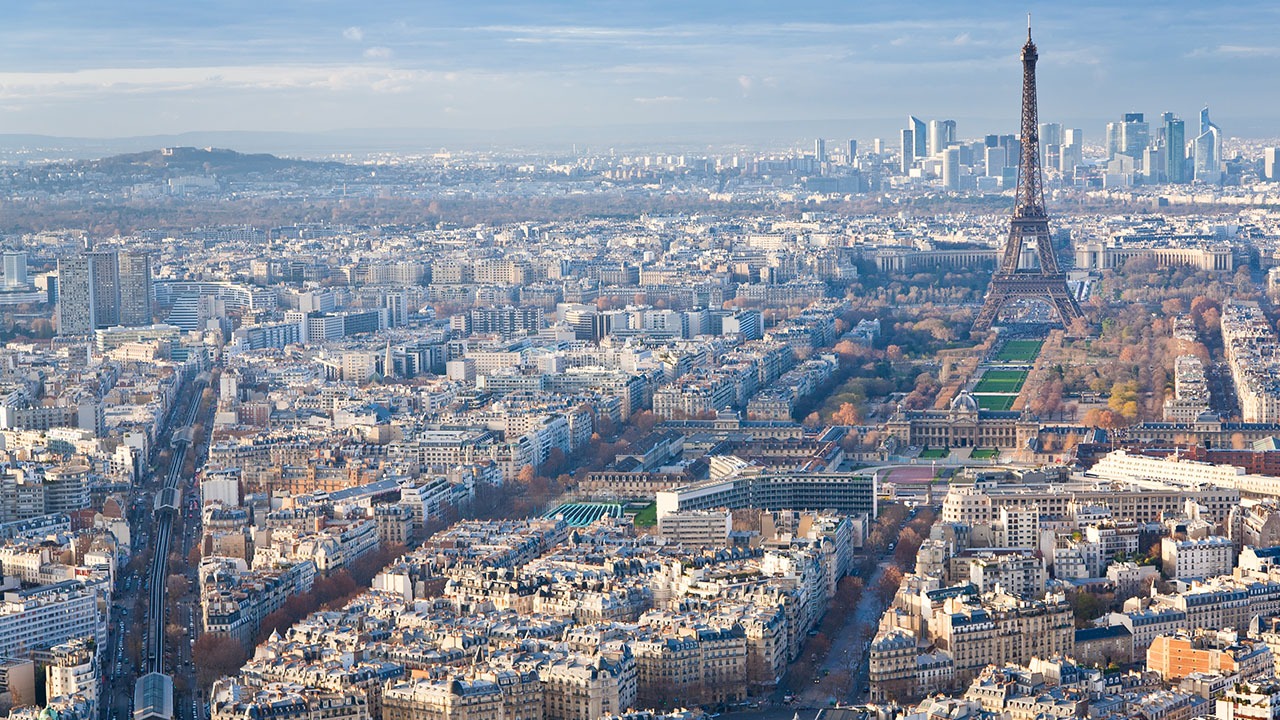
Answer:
100, 373, 210, 720
797, 559, 895, 708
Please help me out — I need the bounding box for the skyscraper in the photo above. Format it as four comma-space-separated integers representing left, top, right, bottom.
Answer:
996, 134, 1020, 170
1038, 122, 1062, 171
984, 146, 1007, 178
1059, 143, 1082, 174
56, 250, 147, 335
909, 116, 927, 158
1108, 113, 1150, 168
2, 251, 28, 290
942, 147, 961, 190
814, 138, 827, 163
928, 119, 956, 156
57, 255, 96, 336
117, 251, 153, 326
900, 129, 915, 173
1060, 128, 1083, 174
1194, 106, 1221, 183
847, 139, 858, 164
1201, 105, 1220, 136
86, 250, 120, 328
1266, 147, 1279, 181
1038, 122, 1063, 147
1194, 128, 1220, 183
1164, 115, 1186, 183
1143, 146, 1164, 183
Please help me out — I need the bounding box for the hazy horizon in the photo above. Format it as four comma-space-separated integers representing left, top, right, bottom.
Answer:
3, 1, 1280, 155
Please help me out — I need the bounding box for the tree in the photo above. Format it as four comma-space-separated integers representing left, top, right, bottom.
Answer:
539, 447, 568, 477
833, 339, 866, 363
193, 636, 247, 690
629, 410, 659, 435
807, 632, 832, 661
166, 575, 188, 599
1069, 591, 1103, 628
831, 402, 861, 426
29, 318, 54, 338
876, 566, 904, 603
126, 632, 142, 668
516, 464, 536, 484
165, 622, 185, 646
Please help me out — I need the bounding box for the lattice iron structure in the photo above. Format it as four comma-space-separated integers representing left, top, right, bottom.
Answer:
973, 25, 1085, 333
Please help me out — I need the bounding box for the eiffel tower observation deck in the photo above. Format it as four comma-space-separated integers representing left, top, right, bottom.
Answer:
973, 22, 1085, 333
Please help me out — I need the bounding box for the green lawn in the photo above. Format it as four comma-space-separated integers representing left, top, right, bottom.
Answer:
995, 339, 1044, 363
971, 448, 1000, 459
974, 369, 1029, 394
975, 394, 1017, 411
919, 448, 950, 459
633, 502, 657, 527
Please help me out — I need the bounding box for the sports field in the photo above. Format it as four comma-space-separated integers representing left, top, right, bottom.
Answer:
974, 369, 1029, 394
632, 502, 657, 527
919, 448, 950, 459
995, 339, 1043, 363
971, 448, 999, 459
975, 394, 1017, 411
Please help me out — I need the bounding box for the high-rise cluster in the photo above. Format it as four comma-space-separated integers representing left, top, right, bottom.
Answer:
55, 250, 152, 336
1104, 107, 1222, 184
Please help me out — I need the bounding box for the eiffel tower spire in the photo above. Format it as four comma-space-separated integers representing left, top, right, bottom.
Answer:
973, 23, 1085, 333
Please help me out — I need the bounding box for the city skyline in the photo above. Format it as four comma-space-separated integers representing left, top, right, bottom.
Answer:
2, 1, 1280, 144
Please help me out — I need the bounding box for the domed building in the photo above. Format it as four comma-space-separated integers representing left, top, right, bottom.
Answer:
885, 391, 1039, 450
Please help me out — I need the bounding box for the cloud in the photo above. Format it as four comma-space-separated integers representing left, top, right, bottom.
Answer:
633, 95, 682, 104
343, 26, 364, 42
1188, 44, 1280, 58
0, 65, 455, 99
363, 46, 393, 60
737, 75, 753, 93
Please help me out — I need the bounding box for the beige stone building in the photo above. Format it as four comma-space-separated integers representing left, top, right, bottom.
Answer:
541, 654, 636, 720
886, 393, 1039, 450
932, 592, 1074, 686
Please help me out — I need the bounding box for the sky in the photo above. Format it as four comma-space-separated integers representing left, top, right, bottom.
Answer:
1, 0, 1279, 145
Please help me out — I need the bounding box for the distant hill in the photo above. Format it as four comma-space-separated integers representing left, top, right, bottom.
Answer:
86, 146, 343, 176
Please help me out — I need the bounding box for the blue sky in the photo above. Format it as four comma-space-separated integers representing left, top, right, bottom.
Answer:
1, 1, 1278, 141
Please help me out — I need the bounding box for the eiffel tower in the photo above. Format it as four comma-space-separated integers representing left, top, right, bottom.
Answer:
973, 23, 1084, 333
